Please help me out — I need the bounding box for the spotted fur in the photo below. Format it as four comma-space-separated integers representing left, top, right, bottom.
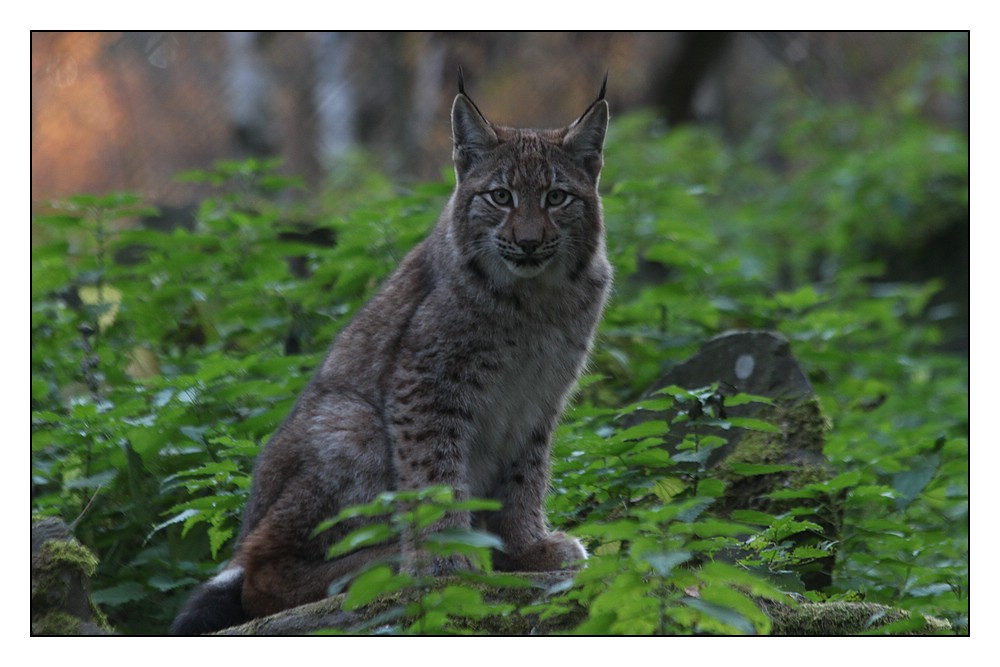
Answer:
171, 78, 612, 635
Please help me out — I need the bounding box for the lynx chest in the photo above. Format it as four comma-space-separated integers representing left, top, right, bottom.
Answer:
460, 301, 597, 498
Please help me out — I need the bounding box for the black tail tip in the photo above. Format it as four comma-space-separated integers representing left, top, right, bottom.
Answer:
170, 573, 248, 635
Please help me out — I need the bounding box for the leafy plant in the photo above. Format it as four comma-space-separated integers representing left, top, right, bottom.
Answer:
309, 486, 525, 635
32, 68, 967, 634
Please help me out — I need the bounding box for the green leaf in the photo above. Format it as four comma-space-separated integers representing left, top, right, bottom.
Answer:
683, 596, 756, 635
342, 565, 414, 611
693, 478, 726, 499
574, 374, 607, 391
327, 524, 398, 558
701, 584, 771, 634
774, 285, 823, 310
627, 447, 674, 467
723, 393, 775, 407
34, 213, 85, 229
64, 469, 117, 490
425, 528, 504, 551
671, 447, 714, 466
611, 420, 669, 442
791, 546, 832, 560
674, 517, 751, 538
826, 469, 862, 491
617, 397, 674, 415
652, 477, 687, 502
170, 494, 243, 513
408, 503, 447, 531
312, 497, 397, 535
654, 385, 704, 400
677, 496, 716, 522
765, 516, 824, 542
697, 561, 791, 603
32, 377, 51, 402
208, 524, 234, 558
447, 498, 503, 513
574, 519, 639, 542
92, 582, 148, 606
436, 585, 507, 619
726, 462, 800, 476
147, 574, 197, 592
892, 458, 939, 509
149, 509, 199, 537
725, 417, 782, 434
572, 610, 618, 634
641, 550, 692, 577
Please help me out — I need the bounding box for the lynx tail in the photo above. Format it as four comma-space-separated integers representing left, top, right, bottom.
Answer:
169, 567, 248, 635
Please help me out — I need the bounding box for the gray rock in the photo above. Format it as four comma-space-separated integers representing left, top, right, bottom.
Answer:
629, 330, 825, 467
628, 330, 836, 589
662, 330, 813, 399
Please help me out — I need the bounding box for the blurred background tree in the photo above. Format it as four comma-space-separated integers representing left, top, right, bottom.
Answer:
31, 32, 968, 184
31, 31, 969, 346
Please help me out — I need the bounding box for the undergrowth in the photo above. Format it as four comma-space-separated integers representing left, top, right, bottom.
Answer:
31, 79, 967, 635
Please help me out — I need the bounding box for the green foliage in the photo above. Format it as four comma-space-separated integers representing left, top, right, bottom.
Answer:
32, 66, 967, 634
309, 487, 522, 634
30, 159, 445, 633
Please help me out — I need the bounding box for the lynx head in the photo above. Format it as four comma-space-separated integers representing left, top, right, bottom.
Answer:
448, 75, 609, 284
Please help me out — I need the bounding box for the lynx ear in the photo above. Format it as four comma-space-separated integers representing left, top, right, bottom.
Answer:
563, 76, 609, 184
452, 89, 498, 182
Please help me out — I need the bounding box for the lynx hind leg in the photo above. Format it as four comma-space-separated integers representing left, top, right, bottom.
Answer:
494, 531, 587, 572
239, 510, 401, 618
237, 425, 398, 617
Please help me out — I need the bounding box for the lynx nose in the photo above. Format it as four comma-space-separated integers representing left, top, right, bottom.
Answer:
517, 238, 541, 255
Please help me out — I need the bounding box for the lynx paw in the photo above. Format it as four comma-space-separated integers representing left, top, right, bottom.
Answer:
429, 553, 474, 576
404, 552, 474, 577
495, 532, 587, 572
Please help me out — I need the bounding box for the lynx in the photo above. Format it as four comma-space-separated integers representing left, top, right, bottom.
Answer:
171, 75, 612, 634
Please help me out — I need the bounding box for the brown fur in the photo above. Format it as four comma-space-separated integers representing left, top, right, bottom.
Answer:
171, 80, 611, 634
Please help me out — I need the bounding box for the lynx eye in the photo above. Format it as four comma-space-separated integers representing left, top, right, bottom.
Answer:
545, 189, 569, 207
488, 188, 513, 206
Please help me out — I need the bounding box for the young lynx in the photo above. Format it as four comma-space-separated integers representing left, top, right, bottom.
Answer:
171, 75, 612, 634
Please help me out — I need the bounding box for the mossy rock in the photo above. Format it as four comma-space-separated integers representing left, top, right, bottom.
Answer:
215, 571, 575, 636
31, 517, 113, 635
761, 598, 952, 636
214, 571, 951, 636
715, 396, 833, 514
631, 330, 825, 462
627, 330, 839, 588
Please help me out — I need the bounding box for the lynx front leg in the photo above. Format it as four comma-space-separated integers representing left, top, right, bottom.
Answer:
488, 425, 587, 572
390, 419, 476, 575
387, 387, 476, 575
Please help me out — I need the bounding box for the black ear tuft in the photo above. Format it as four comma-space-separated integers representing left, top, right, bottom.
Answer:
563, 77, 610, 184
451, 84, 498, 181
569, 73, 610, 131
453, 68, 489, 137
